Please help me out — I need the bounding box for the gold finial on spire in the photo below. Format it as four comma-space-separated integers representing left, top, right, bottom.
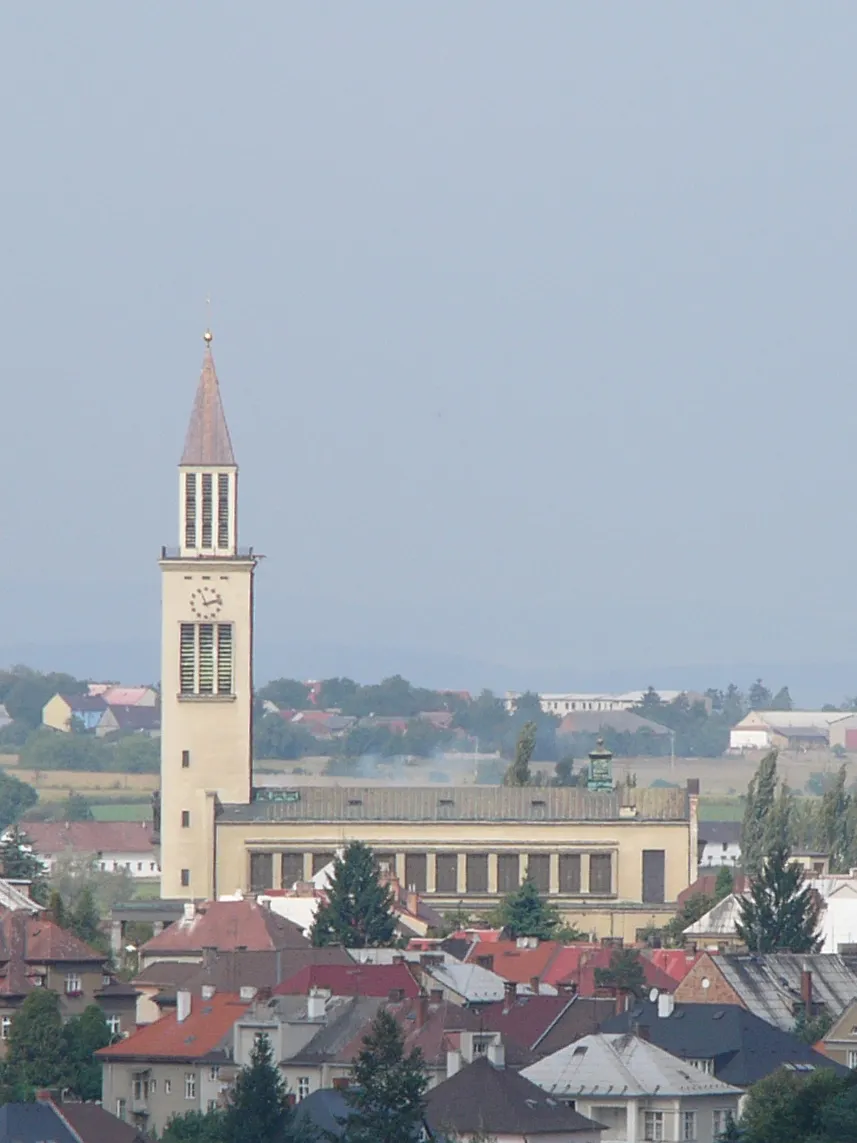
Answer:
203, 296, 213, 344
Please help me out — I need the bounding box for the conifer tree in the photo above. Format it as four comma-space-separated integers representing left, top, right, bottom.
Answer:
741, 750, 779, 878
714, 865, 735, 901
222, 1032, 301, 1143
736, 841, 822, 954
341, 1008, 428, 1143
68, 885, 106, 952
594, 947, 647, 998
505, 721, 537, 786
819, 764, 851, 872
310, 841, 397, 948
492, 876, 561, 940
0, 825, 48, 901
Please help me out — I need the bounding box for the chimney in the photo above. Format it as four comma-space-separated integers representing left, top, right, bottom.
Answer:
446, 1049, 461, 1078
615, 989, 626, 1016
430, 988, 443, 1003
657, 993, 675, 1019
530, 976, 540, 995
392, 954, 405, 965
34, 1089, 53, 1102
801, 965, 813, 1018
686, 778, 700, 795
503, 980, 516, 1010
307, 987, 328, 1020
407, 889, 419, 915
487, 1040, 505, 1069
182, 902, 196, 922
417, 991, 429, 1028
201, 984, 216, 1001
176, 990, 191, 1023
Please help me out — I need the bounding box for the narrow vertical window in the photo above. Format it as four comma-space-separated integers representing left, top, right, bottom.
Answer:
217, 624, 233, 694
184, 473, 197, 549
198, 624, 214, 693
181, 750, 190, 768
179, 624, 195, 694
201, 473, 213, 548
217, 473, 230, 549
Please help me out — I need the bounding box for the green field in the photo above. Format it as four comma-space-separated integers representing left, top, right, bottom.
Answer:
699, 796, 744, 821
91, 802, 152, 822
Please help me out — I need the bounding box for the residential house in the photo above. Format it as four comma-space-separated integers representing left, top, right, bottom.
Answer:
138, 898, 312, 970
523, 1033, 743, 1143
96, 704, 161, 737
541, 945, 678, 997
22, 821, 160, 880
285, 710, 356, 739
0, 1097, 151, 1143
42, 692, 107, 733
274, 962, 421, 1000
728, 710, 849, 752
599, 995, 846, 1089
820, 996, 857, 1068
88, 684, 158, 708
674, 953, 857, 1032
0, 910, 135, 1050
698, 822, 742, 868
466, 990, 616, 1060
504, 691, 692, 716
683, 878, 857, 954
98, 990, 250, 1136
425, 1055, 604, 1143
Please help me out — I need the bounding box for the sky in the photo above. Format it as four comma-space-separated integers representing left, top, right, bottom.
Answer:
1, 3, 856, 702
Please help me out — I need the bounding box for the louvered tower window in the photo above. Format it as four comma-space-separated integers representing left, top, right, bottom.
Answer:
217, 624, 233, 694
217, 473, 230, 549
184, 473, 197, 549
198, 624, 215, 693
201, 474, 213, 548
179, 624, 195, 694
179, 623, 234, 696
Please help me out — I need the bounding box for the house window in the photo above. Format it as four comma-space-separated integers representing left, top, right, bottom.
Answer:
137, 862, 142, 871
1, 1016, 11, 1039
65, 973, 82, 995
182, 749, 190, 768
208, 1100, 218, 1112
150, 1079, 156, 1093
298, 1076, 310, 1100
185, 1072, 197, 1099
689, 1058, 714, 1074
527, 854, 550, 893
181, 868, 190, 887
217, 473, 230, 548
150, 862, 157, 871
201, 473, 213, 548
116, 1099, 127, 1121
184, 472, 197, 548
182, 810, 191, 828
713, 1110, 731, 1137
165, 1080, 172, 1095
849, 1049, 857, 1069
107, 1015, 121, 1036
209, 1065, 220, 1081
644, 1111, 664, 1141
642, 850, 666, 904
683, 1110, 696, 1140
590, 853, 612, 894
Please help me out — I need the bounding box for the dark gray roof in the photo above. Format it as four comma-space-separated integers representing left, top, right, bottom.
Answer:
294, 1088, 351, 1139
559, 710, 671, 735
221, 785, 690, 824
599, 1000, 847, 1087
770, 725, 829, 739
425, 1057, 603, 1137
714, 954, 857, 1031
0, 1101, 150, 1143
698, 821, 742, 846
260, 995, 385, 1065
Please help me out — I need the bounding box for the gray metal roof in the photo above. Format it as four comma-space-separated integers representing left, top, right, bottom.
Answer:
698, 821, 742, 846
220, 785, 690, 824
712, 954, 857, 1032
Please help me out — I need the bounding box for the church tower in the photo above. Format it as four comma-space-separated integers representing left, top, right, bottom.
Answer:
158, 331, 257, 900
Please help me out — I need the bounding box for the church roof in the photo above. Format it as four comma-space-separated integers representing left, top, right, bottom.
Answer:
180, 336, 236, 466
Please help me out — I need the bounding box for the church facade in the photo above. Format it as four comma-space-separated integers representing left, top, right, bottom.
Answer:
156, 337, 700, 942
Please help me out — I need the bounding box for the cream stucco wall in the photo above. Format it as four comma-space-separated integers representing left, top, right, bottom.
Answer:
159, 555, 255, 899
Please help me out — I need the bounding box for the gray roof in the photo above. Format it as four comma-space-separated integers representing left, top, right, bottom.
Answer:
425, 962, 508, 1003
559, 710, 671, 735
706, 954, 857, 1032
181, 340, 236, 466
221, 784, 690, 824
242, 995, 385, 1065
698, 821, 742, 846
523, 1033, 743, 1099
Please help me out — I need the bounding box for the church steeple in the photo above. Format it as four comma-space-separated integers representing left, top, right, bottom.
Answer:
180, 331, 236, 466
178, 332, 238, 558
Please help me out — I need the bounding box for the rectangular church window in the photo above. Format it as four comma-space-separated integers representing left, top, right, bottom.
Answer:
184, 472, 197, 548
217, 624, 233, 694
218, 473, 230, 548
201, 473, 213, 548
180, 625, 195, 694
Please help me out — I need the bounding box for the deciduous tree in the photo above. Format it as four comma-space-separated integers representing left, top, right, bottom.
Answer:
741, 750, 779, 878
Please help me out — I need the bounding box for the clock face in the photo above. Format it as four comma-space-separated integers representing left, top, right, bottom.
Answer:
189, 587, 224, 621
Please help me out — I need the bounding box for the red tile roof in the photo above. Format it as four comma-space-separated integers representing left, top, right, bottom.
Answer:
140, 900, 310, 956
465, 940, 563, 984
24, 821, 155, 857
467, 993, 576, 1050
0, 910, 104, 965
643, 948, 704, 984
97, 992, 249, 1061
543, 945, 677, 996
274, 962, 420, 999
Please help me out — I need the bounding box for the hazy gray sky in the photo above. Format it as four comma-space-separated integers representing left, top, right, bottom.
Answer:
2, 3, 856, 699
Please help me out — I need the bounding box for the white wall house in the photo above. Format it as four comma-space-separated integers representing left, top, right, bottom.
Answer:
523, 1033, 742, 1143
729, 710, 850, 752
19, 821, 160, 880
504, 690, 687, 716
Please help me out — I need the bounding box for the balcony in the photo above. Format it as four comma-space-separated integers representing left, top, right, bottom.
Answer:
160, 546, 259, 560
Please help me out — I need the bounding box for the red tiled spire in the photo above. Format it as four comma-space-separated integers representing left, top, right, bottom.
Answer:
180, 330, 236, 466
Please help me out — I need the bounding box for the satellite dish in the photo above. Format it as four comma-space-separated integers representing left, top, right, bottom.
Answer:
648, 988, 659, 1003
702, 978, 711, 990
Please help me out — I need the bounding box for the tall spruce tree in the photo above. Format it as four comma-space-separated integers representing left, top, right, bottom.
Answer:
505, 721, 536, 786
593, 948, 647, 998
736, 841, 822, 953
310, 841, 397, 948
340, 1008, 428, 1143
492, 876, 561, 940
714, 865, 735, 901
222, 1032, 301, 1143
741, 750, 779, 878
